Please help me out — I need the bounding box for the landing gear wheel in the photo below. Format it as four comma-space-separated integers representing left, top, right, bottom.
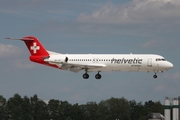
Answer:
95, 74, 101, 79
83, 73, 89, 79
153, 74, 157, 79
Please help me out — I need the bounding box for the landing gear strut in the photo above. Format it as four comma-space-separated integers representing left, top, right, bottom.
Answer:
95, 72, 101, 79
83, 69, 89, 79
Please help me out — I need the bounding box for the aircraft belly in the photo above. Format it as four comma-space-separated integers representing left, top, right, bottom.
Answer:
108, 63, 154, 72
111, 64, 131, 71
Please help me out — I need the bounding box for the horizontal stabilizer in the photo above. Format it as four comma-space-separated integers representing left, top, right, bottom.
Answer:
6, 37, 34, 41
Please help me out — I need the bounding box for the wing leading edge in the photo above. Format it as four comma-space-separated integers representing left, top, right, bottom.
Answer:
44, 59, 106, 73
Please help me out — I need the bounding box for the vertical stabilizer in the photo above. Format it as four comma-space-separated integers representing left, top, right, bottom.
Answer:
6, 36, 50, 64
21, 36, 49, 56
6, 36, 49, 56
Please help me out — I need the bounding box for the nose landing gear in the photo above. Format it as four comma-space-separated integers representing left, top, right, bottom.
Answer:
153, 73, 157, 79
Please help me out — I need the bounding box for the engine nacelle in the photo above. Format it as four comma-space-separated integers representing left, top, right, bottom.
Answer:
56, 56, 68, 63
44, 55, 68, 63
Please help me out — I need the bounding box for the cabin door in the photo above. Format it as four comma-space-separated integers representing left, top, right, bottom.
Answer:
147, 58, 152, 67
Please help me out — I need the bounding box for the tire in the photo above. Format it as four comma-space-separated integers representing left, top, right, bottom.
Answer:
83, 73, 89, 79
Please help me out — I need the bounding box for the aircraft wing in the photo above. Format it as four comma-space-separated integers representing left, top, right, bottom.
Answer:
45, 60, 106, 73
63, 63, 106, 73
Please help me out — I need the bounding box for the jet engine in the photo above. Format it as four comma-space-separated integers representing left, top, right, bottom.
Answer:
44, 56, 68, 63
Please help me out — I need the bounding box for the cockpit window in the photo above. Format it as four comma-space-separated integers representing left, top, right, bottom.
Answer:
156, 58, 166, 61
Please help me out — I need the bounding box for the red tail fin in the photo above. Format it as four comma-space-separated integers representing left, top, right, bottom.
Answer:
6, 36, 60, 67
6, 36, 49, 56
22, 36, 49, 56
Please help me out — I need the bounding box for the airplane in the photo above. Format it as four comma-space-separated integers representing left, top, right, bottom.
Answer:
6, 36, 173, 79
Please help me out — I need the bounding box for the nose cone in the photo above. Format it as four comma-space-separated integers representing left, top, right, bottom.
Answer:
166, 62, 173, 69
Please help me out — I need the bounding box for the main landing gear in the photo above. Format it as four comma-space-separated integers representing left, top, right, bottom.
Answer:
82, 71, 101, 79
83, 69, 89, 79
95, 72, 101, 79
83, 73, 89, 79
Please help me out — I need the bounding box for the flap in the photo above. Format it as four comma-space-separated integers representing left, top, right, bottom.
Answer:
48, 61, 106, 73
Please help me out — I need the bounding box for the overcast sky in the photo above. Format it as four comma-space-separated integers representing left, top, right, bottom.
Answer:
0, 0, 180, 104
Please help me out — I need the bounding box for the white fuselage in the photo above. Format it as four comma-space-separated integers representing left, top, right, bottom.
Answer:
47, 54, 173, 73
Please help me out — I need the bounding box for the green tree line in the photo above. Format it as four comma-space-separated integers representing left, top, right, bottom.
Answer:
0, 94, 164, 120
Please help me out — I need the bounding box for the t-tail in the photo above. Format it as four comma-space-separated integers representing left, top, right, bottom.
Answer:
6, 36, 50, 64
